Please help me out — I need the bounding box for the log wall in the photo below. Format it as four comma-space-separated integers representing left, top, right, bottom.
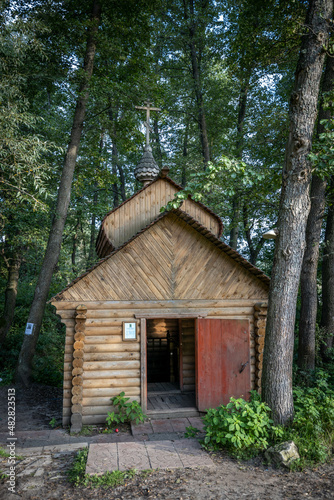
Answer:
53, 299, 266, 426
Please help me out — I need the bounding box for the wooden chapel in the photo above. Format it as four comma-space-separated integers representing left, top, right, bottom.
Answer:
51, 107, 269, 433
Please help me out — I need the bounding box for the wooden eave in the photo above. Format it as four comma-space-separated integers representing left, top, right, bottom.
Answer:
95, 175, 224, 258
51, 209, 269, 303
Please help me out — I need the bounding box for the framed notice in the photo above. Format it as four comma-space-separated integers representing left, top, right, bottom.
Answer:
123, 322, 138, 341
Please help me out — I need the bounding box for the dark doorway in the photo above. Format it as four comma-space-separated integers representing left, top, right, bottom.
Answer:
147, 319, 179, 385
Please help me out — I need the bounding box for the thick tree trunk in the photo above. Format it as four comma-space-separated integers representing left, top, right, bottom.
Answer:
321, 178, 334, 358
262, 0, 332, 425
299, 54, 334, 370
16, 1, 102, 385
0, 252, 21, 347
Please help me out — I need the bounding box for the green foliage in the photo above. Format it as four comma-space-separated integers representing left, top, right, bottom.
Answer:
185, 425, 200, 438
280, 370, 334, 467
49, 418, 58, 428
106, 392, 146, 426
0, 447, 10, 458
203, 391, 283, 458
68, 448, 136, 488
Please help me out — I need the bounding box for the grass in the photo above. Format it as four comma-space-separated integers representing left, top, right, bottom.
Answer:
68, 448, 136, 488
0, 447, 10, 458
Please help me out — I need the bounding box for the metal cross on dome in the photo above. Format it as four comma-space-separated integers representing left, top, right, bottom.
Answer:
135, 100, 161, 146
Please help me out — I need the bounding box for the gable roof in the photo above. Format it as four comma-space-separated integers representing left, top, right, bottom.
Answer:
51, 208, 269, 303
95, 175, 224, 257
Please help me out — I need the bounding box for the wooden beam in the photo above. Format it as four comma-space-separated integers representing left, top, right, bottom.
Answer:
140, 318, 147, 414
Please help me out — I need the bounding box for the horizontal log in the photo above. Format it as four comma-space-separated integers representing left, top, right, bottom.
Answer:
83, 369, 140, 379
84, 360, 140, 371
84, 352, 140, 362
183, 363, 195, 370
64, 372, 72, 381
86, 320, 123, 327
182, 355, 195, 363
73, 375, 83, 386
72, 367, 83, 376
83, 378, 140, 389
72, 404, 83, 413
73, 358, 84, 368
84, 344, 140, 353
82, 399, 140, 415
65, 345, 73, 354
74, 341, 84, 350
183, 377, 195, 384
85, 329, 126, 337
63, 379, 71, 389
63, 407, 71, 416
74, 332, 85, 342
63, 398, 71, 407
82, 415, 109, 425
83, 387, 140, 398
82, 392, 140, 405
54, 299, 266, 311
72, 386, 82, 396
85, 335, 125, 344
182, 384, 195, 391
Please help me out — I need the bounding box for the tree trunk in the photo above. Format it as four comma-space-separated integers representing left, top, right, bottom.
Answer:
16, 0, 102, 386
87, 189, 98, 268
243, 204, 265, 265
262, 0, 332, 425
229, 75, 250, 249
321, 177, 334, 359
0, 252, 21, 347
153, 118, 163, 169
71, 218, 80, 273
184, 0, 210, 167
182, 118, 189, 187
298, 54, 334, 369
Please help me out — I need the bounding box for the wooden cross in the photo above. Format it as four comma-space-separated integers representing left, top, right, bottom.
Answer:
135, 100, 161, 146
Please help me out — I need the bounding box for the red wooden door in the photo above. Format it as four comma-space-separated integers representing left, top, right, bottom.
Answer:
196, 318, 250, 411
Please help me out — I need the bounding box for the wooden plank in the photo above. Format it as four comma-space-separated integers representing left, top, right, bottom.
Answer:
196, 319, 250, 411
140, 318, 147, 414
83, 378, 140, 388
83, 369, 140, 379
84, 352, 140, 362
54, 299, 266, 311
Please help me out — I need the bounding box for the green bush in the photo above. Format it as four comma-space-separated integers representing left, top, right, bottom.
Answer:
106, 392, 146, 427
282, 370, 334, 466
203, 391, 283, 458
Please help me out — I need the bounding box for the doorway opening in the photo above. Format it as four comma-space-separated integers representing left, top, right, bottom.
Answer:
146, 318, 197, 414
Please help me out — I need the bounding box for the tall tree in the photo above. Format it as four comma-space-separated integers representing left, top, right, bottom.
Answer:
262, 0, 332, 425
298, 52, 334, 370
16, 0, 102, 385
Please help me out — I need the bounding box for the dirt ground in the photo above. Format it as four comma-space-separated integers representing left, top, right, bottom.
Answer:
0, 384, 334, 499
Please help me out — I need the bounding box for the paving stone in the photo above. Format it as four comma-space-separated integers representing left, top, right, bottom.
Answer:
187, 417, 205, 431
148, 432, 183, 441
131, 421, 153, 436
118, 441, 151, 471
86, 443, 118, 475
174, 439, 215, 468
151, 419, 174, 434
43, 442, 88, 453
16, 447, 44, 456
170, 418, 189, 433
145, 440, 183, 469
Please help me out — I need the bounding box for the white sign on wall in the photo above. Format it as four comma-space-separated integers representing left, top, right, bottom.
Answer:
123, 322, 137, 341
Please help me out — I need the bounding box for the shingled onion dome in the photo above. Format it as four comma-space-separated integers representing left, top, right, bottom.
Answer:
135, 145, 160, 186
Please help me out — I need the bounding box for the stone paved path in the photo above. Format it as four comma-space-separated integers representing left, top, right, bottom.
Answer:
86, 438, 215, 474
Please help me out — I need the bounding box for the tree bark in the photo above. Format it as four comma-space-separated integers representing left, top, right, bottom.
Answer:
0, 252, 21, 347
262, 0, 332, 425
16, 0, 102, 385
87, 188, 98, 268
229, 76, 250, 249
321, 177, 334, 358
184, 0, 210, 167
71, 218, 80, 273
243, 204, 265, 265
298, 54, 334, 369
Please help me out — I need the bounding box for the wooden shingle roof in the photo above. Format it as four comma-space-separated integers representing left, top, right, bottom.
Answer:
51, 208, 269, 302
